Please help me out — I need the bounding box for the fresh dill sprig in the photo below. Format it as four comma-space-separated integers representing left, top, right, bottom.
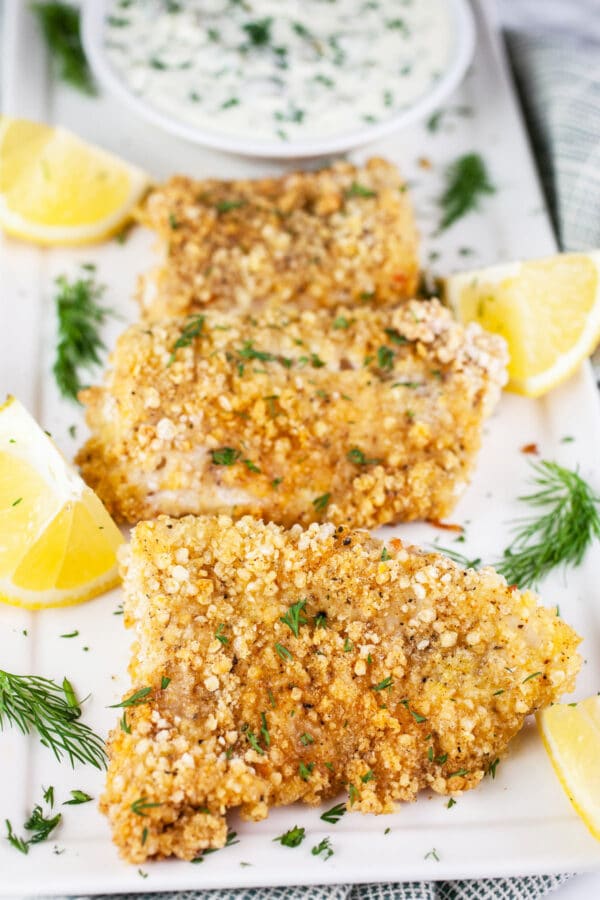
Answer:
53, 269, 113, 403
31, 2, 95, 95
438, 153, 495, 231
0, 670, 107, 769
497, 461, 600, 588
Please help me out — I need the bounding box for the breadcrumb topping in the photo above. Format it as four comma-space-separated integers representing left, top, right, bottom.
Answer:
77, 299, 508, 527
100, 514, 580, 863
135, 157, 419, 318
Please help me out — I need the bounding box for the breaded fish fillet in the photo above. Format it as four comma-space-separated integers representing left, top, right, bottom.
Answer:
135, 157, 419, 319
101, 515, 581, 863
76, 299, 508, 528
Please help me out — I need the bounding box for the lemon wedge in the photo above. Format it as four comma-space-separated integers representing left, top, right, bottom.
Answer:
0, 396, 123, 609
0, 117, 149, 246
445, 251, 600, 397
537, 696, 600, 841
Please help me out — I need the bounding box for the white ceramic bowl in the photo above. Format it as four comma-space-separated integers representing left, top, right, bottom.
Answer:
83, 0, 475, 159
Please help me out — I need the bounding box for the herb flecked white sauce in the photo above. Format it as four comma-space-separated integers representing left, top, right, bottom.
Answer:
105, 0, 452, 142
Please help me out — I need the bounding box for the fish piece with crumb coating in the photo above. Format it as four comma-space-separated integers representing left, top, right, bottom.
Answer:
100, 514, 581, 863
76, 299, 508, 528
135, 157, 419, 319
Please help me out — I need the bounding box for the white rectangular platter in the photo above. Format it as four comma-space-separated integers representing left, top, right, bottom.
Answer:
1, 0, 600, 893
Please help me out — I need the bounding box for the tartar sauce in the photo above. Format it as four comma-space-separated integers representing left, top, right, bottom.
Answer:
105, 0, 452, 143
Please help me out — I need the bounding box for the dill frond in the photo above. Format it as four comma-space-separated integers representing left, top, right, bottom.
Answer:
0, 671, 107, 769
53, 269, 113, 403
31, 2, 95, 94
439, 153, 495, 231
497, 461, 600, 588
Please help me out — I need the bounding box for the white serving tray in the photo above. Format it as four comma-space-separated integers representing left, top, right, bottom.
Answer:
1, 0, 600, 893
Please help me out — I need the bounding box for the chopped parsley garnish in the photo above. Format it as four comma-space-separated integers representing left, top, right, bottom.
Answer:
160, 676, 171, 690
522, 671, 543, 683
401, 699, 427, 723
439, 153, 495, 231
487, 758, 500, 779
344, 637, 353, 652
361, 770, 375, 783
447, 769, 469, 778
348, 783, 359, 805
376, 345, 395, 371
321, 802, 346, 824
447, 797, 457, 809
120, 711, 131, 734
63, 789, 93, 805
260, 711, 270, 748
274, 642, 293, 661
5, 819, 29, 854
221, 97, 240, 109
130, 797, 162, 817
312, 837, 334, 859
273, 825, 305, 847
110, 687, 152, 709
6, 796, 62, 854
298, 761, 314, 781
192, 830, 239, 862
371, 676, 393, 692
215, 199, 246, 213
381, 547, 390, 561
384, 328, 407, 346
345, 182, 377, 199
312, 493, 331, 513
333, 316, 350, 329
53, 269, 113, 402
0, 670, 106, 769
238, 341, 276, 362
314, 612, 328, 629
168, 212, 179, 229
299, 732, 314, 746
43, 786, 54, 807
31, 2, 95, 94
168, 314, 205, 365
280, 599, 307, 637
497, 461, 600, 588
425, 847, 440, 861
244, 728, 265, 755
211, 447, 241, 466
243, 458, 261, 473
347, 447, 381, 466
242, 17, 273, 46
215, 624, 229, 645
60, 630, 79, 638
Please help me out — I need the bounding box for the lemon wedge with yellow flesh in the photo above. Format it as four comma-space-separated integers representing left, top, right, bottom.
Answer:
0, 396, 123, 609
0, 117, 149, 246
445, 251, 600, 398
537, 696, 600, 841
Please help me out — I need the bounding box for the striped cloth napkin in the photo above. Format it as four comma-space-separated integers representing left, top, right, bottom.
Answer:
27, 3, 600, 900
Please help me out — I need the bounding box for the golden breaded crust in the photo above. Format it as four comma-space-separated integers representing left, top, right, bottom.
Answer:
76, 300, 508, 527
136, 157, 419, 318
101, 515, 581, 862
